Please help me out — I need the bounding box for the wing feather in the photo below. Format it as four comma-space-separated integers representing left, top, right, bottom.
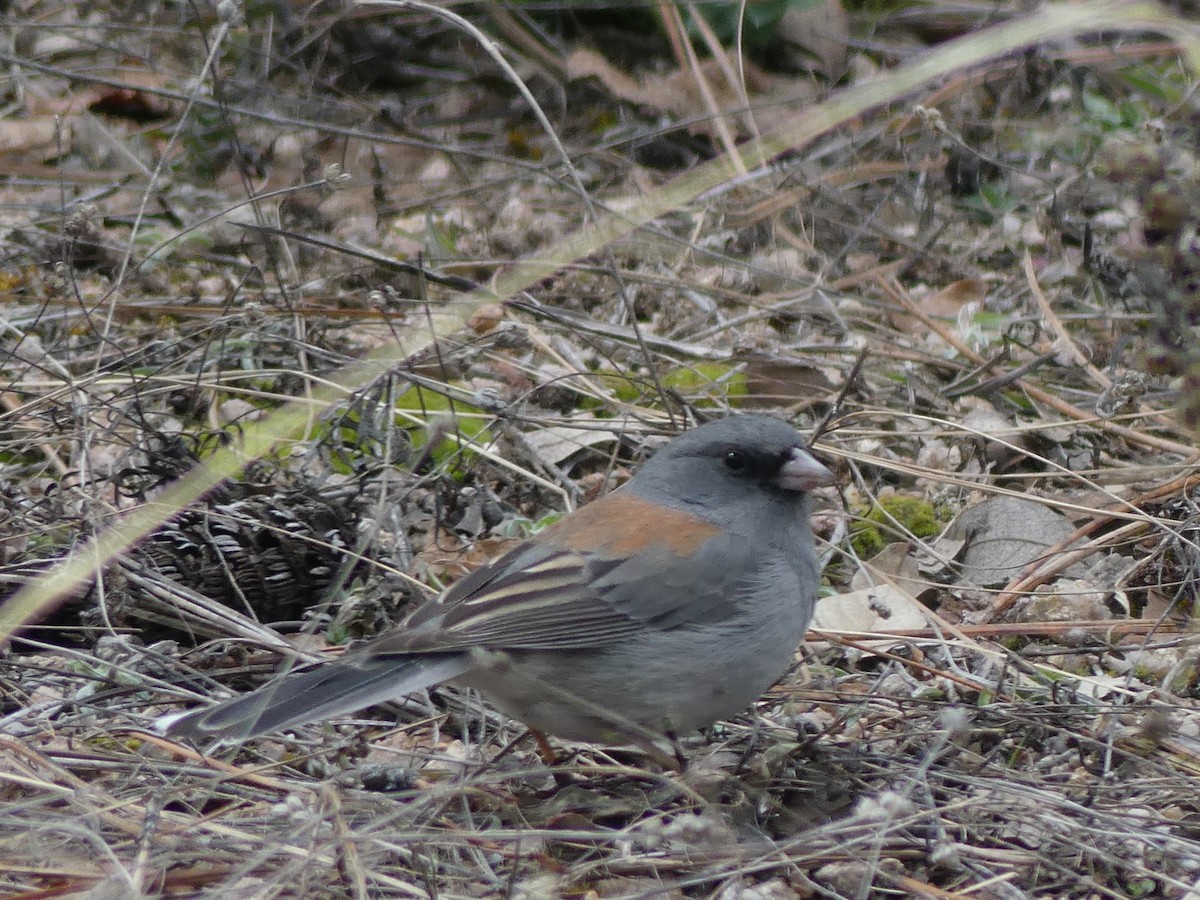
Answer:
381, 530, 764, 653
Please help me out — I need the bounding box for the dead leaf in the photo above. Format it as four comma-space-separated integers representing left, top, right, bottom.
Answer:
565, 48, 814, 132
776, 0, 850, 80
852, 542, 936, 603
890, 278, 987, 334
0, 116, 69, 158
812, 583, 931, 633
87, 87, 173, 122
524, 421, 620, 467
959, 398, 1030, 470
1015, 578, 1114, 623
419, 532, 518, 587
740, 357, 835, 409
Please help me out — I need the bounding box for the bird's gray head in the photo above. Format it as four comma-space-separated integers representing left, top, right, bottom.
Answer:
629, 415, 834, 528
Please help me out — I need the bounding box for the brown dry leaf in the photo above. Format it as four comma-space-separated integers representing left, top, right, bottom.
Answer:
1014, 578, 1115, 624
812, 583, 930, 634
852, 541, 936, 603
889, 278, 987, 334
565, 48, 814, 130
0, 116, 70, 159
524, 420, 620, 467
468, 303, 507, 335
567, 48, 686, 113
87, 86, 174, 122
776, 0, 850, 80
741, 357, 835, 409
959, 397, 1031, 470
78, 66, 180, 120
879, 4, 1005, 45
418, 532, 518, 587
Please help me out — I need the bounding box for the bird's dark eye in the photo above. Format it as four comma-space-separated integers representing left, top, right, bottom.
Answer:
723, 450, 748, 472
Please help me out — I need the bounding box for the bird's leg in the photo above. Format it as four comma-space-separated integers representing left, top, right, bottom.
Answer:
531, 728, 560, 766
664, 729, 687, 771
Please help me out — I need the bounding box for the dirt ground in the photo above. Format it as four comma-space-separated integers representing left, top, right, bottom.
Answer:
1, 1, 1199, 897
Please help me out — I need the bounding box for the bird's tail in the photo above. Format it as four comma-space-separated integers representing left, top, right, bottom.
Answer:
157, 653, 471, 745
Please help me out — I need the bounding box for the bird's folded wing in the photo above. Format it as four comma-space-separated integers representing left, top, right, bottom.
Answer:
383, 533, 762, 653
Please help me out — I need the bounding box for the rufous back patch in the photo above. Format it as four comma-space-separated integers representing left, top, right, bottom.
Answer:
539, 492, 719, 557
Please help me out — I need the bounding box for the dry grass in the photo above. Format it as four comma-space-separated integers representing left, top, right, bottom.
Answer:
1, 1, 1200, 897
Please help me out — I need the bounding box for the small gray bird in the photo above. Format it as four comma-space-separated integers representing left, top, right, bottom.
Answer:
159, 415, 833, 757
